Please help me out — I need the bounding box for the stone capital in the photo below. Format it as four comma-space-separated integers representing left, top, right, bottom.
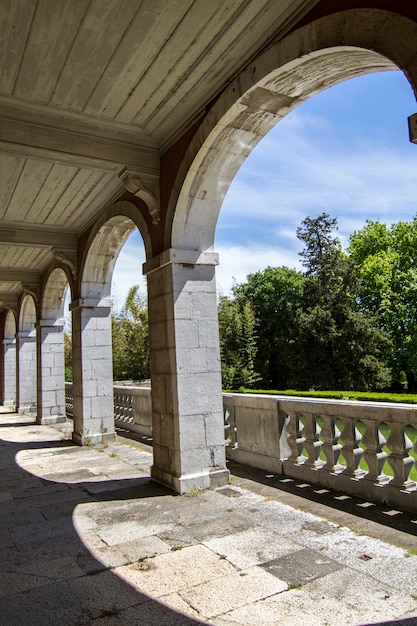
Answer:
36, 318, 66, 329
143, 248, 219, 275
69, 297, 113, 311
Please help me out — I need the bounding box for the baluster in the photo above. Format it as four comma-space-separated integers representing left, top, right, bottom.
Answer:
320, 415, 342, 473
340, 419, 365, 478
129, 393, 134, 422
114, 392, 119, 420
303, 412, 324, 469
361, 420, 390, 485
386, 423, 415, 490
224, 406, 237, 449
286, 411, 306, 465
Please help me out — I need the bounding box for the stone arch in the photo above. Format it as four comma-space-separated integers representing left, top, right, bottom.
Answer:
17, 294, 37, 414
41, 267, 71, 322
19, 294, 37, 336
4, 308, 17, 340
3, 309, 17, 409
79, 200, 150, 302
168, 8, 417, 252
37, 267, 71, 424
71, 201, 147, 446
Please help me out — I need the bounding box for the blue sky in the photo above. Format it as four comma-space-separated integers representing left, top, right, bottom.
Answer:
112, 70, 417, 310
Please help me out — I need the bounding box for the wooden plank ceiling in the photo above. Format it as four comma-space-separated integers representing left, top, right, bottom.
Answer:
0, 0, 317, 311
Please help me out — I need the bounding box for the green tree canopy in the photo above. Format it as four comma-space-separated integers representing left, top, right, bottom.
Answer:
218, 295, 259, 389
295, 214, 391, 391
112, 285, 150, 381
232, 266, 304, 388
349, 218, 417, 389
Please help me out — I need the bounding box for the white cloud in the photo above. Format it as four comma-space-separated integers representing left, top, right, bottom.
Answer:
215, 243, 302, 296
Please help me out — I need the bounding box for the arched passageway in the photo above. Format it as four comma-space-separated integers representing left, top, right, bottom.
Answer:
71, 202, 148, 446
146, 8, 417, 492
2, 4, 417, 497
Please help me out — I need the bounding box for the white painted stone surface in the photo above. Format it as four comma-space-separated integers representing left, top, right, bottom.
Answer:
17, 333, 36, 414
36, 320, 66, 424
145, 250, 229, 493
3, 339, 16, 409
70, 300, 116, 445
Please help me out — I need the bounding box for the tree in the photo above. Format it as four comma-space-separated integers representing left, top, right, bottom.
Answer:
112, 285, 150, 381
349, 218, 417, 389
232, 267, 304, 388
64, 331, 72, 381
295, 214, 391, 391
218, 295, 259, 389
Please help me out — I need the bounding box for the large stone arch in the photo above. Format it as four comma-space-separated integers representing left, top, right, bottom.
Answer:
168, 9, 417, 252
17, 294, 37, 414
144, 7, 417, 494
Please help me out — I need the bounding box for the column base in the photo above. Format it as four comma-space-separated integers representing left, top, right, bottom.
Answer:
72, 430, 117, 446
151, 465, 230, 495
18, 404, 36, 414
36, 414, 67, 425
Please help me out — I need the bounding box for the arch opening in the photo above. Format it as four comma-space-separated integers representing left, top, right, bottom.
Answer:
170, 9, 417, 253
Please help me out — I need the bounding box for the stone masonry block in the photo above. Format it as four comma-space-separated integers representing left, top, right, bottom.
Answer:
173, 291, 192, 319
198, 319, 221, 349
175, 320, 199, 349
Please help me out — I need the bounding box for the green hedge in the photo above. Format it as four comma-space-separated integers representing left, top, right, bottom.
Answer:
227, 387, 417, 405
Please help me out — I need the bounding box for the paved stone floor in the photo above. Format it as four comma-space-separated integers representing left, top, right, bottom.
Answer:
1, 409, 417, 626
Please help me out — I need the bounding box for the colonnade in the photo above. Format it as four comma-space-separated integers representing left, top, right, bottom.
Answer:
0, 239, 229, 494
1, 6, 416, 497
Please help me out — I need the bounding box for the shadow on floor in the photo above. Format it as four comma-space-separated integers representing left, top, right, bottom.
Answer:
0, 418, 206, 625
228, 460, 417, 547
115, 426, 417, 545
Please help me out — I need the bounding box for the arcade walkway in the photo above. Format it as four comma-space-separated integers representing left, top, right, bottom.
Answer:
1, 408, 417, 626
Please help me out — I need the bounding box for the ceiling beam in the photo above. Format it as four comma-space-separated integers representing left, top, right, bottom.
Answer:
0, 269, 40, 284
0, 99, 160, 174
0, 293, 19, 308
0, 224, 77, 249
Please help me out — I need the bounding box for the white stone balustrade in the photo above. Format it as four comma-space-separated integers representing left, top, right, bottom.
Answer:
113, 385, 152, 437
64, 385, 417, 512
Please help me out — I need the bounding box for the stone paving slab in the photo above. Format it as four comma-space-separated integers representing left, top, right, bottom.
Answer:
213, 568, 417, 626
203, 527, 301, 569
1, 412, 417, 626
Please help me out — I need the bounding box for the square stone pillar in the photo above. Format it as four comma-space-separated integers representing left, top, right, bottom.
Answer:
70, 298, 116, 445
17, 332, 37, 414
36, 320, 66, 424
144, 249, 229, 494
3, 338, 16, 410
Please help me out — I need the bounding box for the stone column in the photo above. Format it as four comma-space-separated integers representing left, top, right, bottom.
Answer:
3, 338, 16, 410
17, 332, 37, 414
70, 298, 116, 445
36, 320, 66, 424
144, 249, 229, 494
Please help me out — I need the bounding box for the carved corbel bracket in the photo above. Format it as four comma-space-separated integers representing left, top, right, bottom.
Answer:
119, 167, 160, 225
21, 284, 40, 306
52, 248, 77, 279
